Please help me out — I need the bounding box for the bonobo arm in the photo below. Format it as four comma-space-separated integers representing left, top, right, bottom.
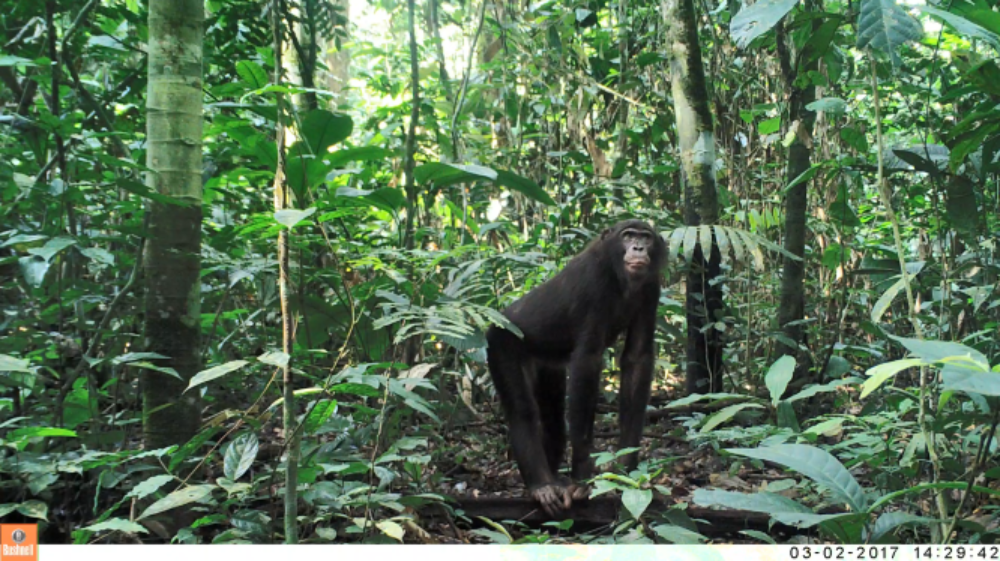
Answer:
567, 321, 607, 483
618, 286, 659, 472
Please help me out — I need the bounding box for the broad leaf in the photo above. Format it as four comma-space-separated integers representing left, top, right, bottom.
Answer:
727, 444, 868, 512
299, 110, 353, 154
765, 355, 796, 406
730, 0, 800, 49
857, 0, 923, 66
693, 488, 813, 515
869, 512, 938, 541
861, 358, 925, 398
274, 207, 317, 229
622, 488, 653, 519
0, 354, 31, 373
186, 360, 249, 391
700, 402, 765, 433
223, 433, 259, 481
83, 518, 149, 534
871, 275, 908, 324
138, 485, 216, 520
235, 61, 268, 89
806, 97, 848, 114
921, 6, 1000, 49
652, 524, 707, 544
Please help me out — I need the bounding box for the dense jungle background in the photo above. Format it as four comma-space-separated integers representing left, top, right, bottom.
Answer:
1, 0, 999, 546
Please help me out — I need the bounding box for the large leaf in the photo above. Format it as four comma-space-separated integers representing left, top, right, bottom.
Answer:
299, 110, 353, 154
765, 355, 796, 406
495, 170, 557, 206
235, 61, 268, 89
83, 518, 149, 535
920, 6, 1000, 49
857, 0, 923, 65
223, 433, 258, 481
871, 274, 908, 324
889, 335, 990, 371
730, 0, 800, 49
186, 360, 250, 391
693, 488, 813, 515
861, 358, 925, 399
137, 485, 216, 520
0, 354, 31, 373
869, 511, 937, 541
700, 402, 765, 433
652, 524, 707, 544
622, 488, 653, 519
414, 163, 556, 206
326, 146, 392, 167
727, 444, 869, 512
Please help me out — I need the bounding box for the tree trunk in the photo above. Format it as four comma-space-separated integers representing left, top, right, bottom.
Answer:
402, 0, 421, 251
663, 0, 724, 394
142, 0, 204, 448
775, 11, 820, 376
325, 0, 351, 106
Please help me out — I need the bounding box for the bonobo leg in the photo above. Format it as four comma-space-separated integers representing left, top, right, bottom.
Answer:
486, 328, 571, 516
567, 349, 604, 500
619, 307, 657, 472
536, 366, 567, 479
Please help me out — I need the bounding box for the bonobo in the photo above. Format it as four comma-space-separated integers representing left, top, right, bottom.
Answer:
486, 219, 666, 516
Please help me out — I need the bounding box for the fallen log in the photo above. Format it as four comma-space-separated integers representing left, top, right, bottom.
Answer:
425, 494, 801, 538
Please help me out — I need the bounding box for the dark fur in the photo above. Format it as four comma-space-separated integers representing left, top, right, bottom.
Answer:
486, 219, 666, 516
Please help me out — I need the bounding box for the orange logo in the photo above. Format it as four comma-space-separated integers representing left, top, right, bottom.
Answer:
0, 524, 37, 561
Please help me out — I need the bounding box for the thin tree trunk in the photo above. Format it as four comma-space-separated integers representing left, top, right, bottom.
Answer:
775, 10, 819, 375
427, 0, 452, 101
142, 0, 203, 448
325, 0, 350, 106
663, 0, 724, 394
271, 0, 300, 543
402, 0, 421, 251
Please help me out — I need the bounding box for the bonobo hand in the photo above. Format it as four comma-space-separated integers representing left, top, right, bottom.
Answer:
529, 482, 573, 517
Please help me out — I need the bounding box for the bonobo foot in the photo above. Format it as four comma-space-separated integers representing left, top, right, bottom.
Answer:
529, 482, 573, 517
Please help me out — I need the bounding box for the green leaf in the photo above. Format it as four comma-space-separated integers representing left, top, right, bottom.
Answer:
652, 524, 707, 544
299, 110, 353, 154
806, 97, 848, 114
622, 488, 653, 519
80, 247, 115, 266
326, 146, 392, 168
0, 55, 37, 67
0, 354, 31, 373
861, 358, 925, 398
223, 433, 258, 481
495, 170, 557, 206
17, 500, 49, 521
727, 444, 868, 512
257, 351, 290, 368
126, 361, 182, 380
857, 0, 923, 66
870, 512, 938, 541
235, 61, 268, 89
840, 127, 869, 154
575, 8, 593, 21
758, 116, 781, 135
83, 518, 149, 534
19, 256, 51, 288
10, 426, 78, 439
327, 382, 380, 397
693, 488, 813, 514
786, 377, 862, 402
274, 207, 317, 229
186, 360, 250, 392
772, 511, 866, 528
138, 485, 216, 520
804, 417, 845, 436
889, 335, 990, 370
729, 0, 800, 48
871, 274, 908, 324
739, 530, 776, 544
27, 236, 76, 261
127, 475, 175, 500
375, 520, 405, 542
920, 6, 1000, 49
765, 355, 796, 406
303, 399, 338, 434
700, 402, 765, 433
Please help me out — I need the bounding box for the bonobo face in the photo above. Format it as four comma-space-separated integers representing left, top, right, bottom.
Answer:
621, 227, 654, 276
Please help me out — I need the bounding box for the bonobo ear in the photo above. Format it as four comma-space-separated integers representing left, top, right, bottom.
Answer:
600, 228, 612, 240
